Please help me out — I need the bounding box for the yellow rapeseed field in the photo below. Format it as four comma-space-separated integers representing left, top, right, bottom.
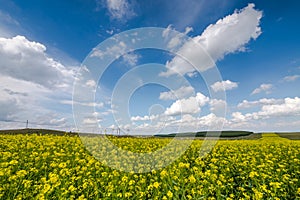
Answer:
0, 133, 299, 199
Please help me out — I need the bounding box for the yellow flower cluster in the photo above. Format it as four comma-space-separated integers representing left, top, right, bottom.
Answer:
0, 133, 299, 199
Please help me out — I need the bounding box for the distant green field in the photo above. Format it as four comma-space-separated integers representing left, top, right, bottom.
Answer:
276, 132, 300, 140
0, 128, 77, 136
155, 131, 255, 138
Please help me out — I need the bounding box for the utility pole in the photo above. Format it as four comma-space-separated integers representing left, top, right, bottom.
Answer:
26, 120, 28, 129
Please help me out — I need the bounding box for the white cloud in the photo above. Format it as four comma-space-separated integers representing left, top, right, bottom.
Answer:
283, 75, 300, 82
0, 75, 52, 120
0, 35, 77, 130
233, 97, 300, 121
122, 52, 139, 67
231, 112, 247, 123
91, 41, 139, 67
124, 112, 227, 134
86, 79, 97, 87
195, 3, 262, 60
184, 26, 193, 35
0, 35, 75, 89
162, 24, 173, 38
210, 80, 238, 92
0, 97, 20, 121
237, 98, 284, 109
251, 83, 273, 95
258, 97, 300, 117
60, 100, 104, 108
82, 117, 101, 125
49, 117, 67, 126
168, 113, 226, 131
104, 0, 135, 21
209, 99, 227, 112
91, 41, 126, 59
227, 97, 300, 131
159, 86, 195, 100
131, 115, 158, 122
164, 92, 209, 116
161, 3, 262, 77
0, 76, 73, 130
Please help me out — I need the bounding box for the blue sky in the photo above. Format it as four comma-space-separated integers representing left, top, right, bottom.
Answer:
0, 0, 300, 134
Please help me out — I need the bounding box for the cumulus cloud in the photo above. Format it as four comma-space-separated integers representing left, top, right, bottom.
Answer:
0, 76, 73, 130
237, 98, 284, 109
0, 35, 75, 89
0, 35, 77, 130
162, 25, 192, 50
210, 80, 238, 92
258, 97, 300, 117
233, 97, 300, 121
131, 115, 156, 122
283, 75, 300, 82
0, 97, 20, 121
209, 99, 227, 112
159, 86, 195, 100
231, 112, 247, 123
161, 3, 262, 77
0, 75, 52, 118
166, 113, 226, 132
196, 3, 262, 60
125, 112, 227, 134
251, 83, 273, 95
164, 92, 209, 116
104, 0, 135, 21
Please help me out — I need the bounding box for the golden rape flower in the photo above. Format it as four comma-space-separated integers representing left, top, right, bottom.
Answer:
249, 171, 258, 178
117, 193, 122, 198
269, 182, 281, 189
167, 191, 173, 198
124, 192, 132, 198
153, 181, 160, 188
128, 180, 135, 186
120, 175, 127, 181
9, 160, 18, 165
58, 162, 67, 168
16, 170, 27, 178
254, 190, 264, 200
78, 195, 86, 200
68, 185, 76, 192
22, 180, 32, 188
160, 170, 167, 178
43, 184, 51, 194
188, 175, 196, 183
139, 192, 145, 198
